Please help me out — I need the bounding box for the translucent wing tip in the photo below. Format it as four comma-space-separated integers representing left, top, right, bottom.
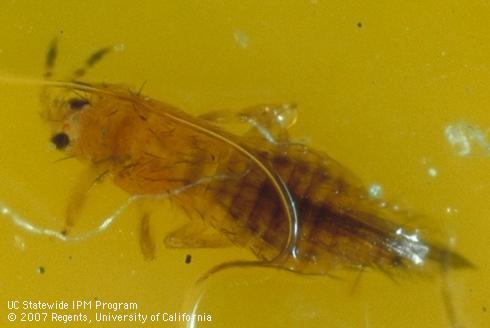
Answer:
429, 246, 474, 270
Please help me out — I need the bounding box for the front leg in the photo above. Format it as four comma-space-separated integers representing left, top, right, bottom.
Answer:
63, 165, 108, 235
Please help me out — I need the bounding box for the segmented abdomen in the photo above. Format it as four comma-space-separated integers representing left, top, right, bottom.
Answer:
199, 144, 406, 273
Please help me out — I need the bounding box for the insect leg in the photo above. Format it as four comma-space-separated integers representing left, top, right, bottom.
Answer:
195, 258, 341, 285
199, 103, 298, 144
164, 221, 233, 248
63, 166, 108, 235
139, 213, 156, 261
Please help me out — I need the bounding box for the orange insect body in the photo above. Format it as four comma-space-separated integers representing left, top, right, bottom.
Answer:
43, 41, 470, 277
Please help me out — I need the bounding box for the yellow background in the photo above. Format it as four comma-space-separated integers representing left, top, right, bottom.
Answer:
0, 1, 488, 327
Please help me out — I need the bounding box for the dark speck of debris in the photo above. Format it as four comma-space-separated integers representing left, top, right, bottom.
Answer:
68, 255, 72, 260
357, 21, 363, 28
37, 266, 45, 274
483, 306, 487, 312
185, 254, 192, 264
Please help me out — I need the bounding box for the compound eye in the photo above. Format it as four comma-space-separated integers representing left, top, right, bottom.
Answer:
51, 132, 70, 150
68, 98, 89, 110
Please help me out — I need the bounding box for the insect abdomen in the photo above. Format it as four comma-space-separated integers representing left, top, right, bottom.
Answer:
206, 148, 425, 273
201, 151, 289, 261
